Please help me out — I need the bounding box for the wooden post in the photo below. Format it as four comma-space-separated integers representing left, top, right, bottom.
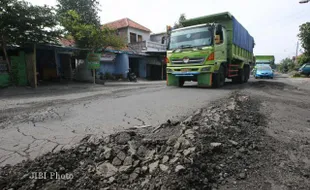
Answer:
93, 69, 96, 84
2, 44, 11, 72
33, 44, 37, 88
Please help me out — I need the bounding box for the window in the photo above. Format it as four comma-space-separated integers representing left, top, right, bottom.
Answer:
138, 35, 142, 42
130, 33, 137, 43
161, 36, 165, 44
215, 28, 224, 44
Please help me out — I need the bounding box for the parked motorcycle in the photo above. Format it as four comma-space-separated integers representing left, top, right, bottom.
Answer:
126, 69, 137, 82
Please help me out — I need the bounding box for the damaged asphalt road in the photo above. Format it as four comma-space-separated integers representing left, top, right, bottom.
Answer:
1, 76, 310, 189
0, 81, 233, 166
1, 78, 310, 190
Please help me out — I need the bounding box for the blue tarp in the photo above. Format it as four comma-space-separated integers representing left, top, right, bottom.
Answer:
232, 17, 255, 53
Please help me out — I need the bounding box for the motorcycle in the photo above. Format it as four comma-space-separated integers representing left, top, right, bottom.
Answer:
126, 69, 137, 82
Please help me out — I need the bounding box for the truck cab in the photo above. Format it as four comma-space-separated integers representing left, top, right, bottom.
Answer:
165, 12, 255, 88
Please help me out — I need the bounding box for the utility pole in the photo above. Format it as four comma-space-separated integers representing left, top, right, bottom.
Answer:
295, 41, 299, 64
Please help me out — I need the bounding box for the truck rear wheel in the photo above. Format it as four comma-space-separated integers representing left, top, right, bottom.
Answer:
212, 65, 225, 88
232, 68, 245, 84
244, 66, 250, 83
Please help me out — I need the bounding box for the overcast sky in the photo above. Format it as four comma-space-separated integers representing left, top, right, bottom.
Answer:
28, 0, 310, 62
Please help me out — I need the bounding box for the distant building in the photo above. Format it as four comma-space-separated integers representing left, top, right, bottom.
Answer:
101, 18, 167, 80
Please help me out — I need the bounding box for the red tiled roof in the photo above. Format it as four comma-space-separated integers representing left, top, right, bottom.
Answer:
102, 18, 151, 32
59, 38, 75, 47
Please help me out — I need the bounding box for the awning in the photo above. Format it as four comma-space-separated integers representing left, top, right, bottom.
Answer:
101, 52, 116, 62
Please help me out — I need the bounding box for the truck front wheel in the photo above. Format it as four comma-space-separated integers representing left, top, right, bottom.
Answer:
178, 79, 185, 87
212, 65, 225, 88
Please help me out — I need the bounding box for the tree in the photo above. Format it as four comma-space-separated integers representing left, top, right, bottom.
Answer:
60, 10, 124, 84
298, 22, 310, 56
0, 0, 61, 72
60, 10, 124, 51
173, 13, 186, 29
56, 0, 100, 26
278, 58, 295, 73
297, 54, 310, 67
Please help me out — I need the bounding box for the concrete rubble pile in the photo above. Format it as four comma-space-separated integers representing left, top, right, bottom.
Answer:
0, 92, 266, 190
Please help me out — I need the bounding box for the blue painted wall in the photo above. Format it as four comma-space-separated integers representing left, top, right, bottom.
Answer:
115, 54, 129, 78
99, 62, 115, 74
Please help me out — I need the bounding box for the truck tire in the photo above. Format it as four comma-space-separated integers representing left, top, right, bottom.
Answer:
232, 68, 245, 84
244, 66, 250, 83
178, 79, 185, 87
212, 65, 225, 88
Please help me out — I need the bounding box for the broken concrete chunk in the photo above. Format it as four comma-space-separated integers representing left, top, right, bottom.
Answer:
115, 132, 131, 145
183, 116, 193, 123
112, 157, 122, 166
228, 140, 239, 146
117, 151, 126, 161
159, 164, 169, 172
145, 149, 156, 160
123, 156, 133, 166
128, 141, 138, 156
162, 155, 169, 164
184, 129, 195, 135
183, 147, 196, 156
169, 157, 179, 164
210, 143, 222, 148
141, 178, 150, 187
119, 166, 132, 173
142, 166, 148, 172
175, 165, 185, 173
149, 161, 159, 173
96, 163, 118, 178
102, 146, 112, 160
129, 172, 139, 182
137, 145, 147, 157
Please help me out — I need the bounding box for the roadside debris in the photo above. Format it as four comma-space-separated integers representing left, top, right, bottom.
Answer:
0, 92, 269, 190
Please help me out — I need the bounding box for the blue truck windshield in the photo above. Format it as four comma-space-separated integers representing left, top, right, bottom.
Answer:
168, 26, 212, 50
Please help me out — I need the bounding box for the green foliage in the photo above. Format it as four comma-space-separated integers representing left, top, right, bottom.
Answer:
278, 57, 295, 73
174, 13, 186, 29
298, 22, 310, 56
292, 72, 302, 78
0, 0, 61, 46
60, 10, 124, 50
297, 54, 310, 67
56, 0, 100, 26
0, 0, 61, 75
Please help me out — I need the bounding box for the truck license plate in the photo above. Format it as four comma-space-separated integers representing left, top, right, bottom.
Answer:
181, 68, 190, 72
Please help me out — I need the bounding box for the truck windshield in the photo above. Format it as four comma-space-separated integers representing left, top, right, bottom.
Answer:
168, 26, 212, 50
257, 65, 272, 71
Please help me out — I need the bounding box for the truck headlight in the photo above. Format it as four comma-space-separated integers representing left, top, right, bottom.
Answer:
201, 67, 211, 72
167, 68, 173, 73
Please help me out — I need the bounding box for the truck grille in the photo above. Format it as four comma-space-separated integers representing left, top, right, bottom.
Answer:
171, 57, 205, 64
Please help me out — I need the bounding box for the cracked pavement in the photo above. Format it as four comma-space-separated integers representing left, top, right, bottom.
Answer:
2, 77, 308, 167
0, 81, 234, 166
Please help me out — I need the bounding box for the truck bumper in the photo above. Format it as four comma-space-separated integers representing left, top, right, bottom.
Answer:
167, 72, 212, 87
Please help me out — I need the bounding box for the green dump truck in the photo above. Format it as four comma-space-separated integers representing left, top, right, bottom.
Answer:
165, 12, 255, 88
255, 55, 275, 68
